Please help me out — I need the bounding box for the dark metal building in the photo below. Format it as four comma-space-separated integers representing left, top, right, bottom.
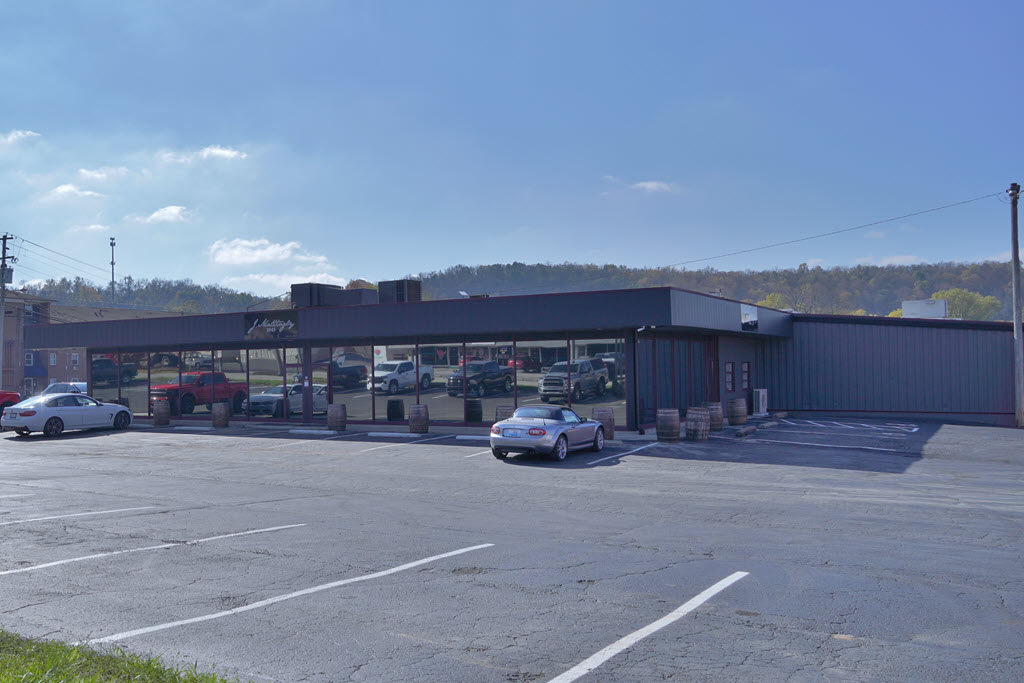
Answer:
23, 286, 1015, 429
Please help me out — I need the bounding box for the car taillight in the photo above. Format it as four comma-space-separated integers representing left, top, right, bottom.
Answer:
490, 426, 500, 434
19, 410, 36, 417
528, 428, 546, 436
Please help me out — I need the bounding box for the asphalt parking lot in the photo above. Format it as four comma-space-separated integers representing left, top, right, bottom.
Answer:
1, 419, 1022, 682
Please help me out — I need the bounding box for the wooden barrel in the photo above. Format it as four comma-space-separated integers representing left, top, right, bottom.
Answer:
727, 397, 748, 425
656, 409, 680, 442
685, 406, 710, 441
703, 401, 724, 431
409, 404, 429, 433
153, 400, 171, 426
387, 398, 404, 422
327, 403, 347, 431
465, 399, 483, 423
212, 402, 230, 428
494, 405, 515, 422
592, 407, 615, 440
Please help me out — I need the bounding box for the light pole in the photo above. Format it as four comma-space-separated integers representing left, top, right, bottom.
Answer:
109, 237, 116, 304
1009, 183, 1023, 428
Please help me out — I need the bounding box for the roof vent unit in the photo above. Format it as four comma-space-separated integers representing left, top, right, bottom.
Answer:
378, 279, 421, 304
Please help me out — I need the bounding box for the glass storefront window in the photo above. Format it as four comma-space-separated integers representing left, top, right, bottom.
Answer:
571, 337, 627, 427
214, 350, 248, 416
120, 351, 148, 417
246, 347, 286, 419
372, 343, 418, 422
331, 344, 372, 421
517, 338, 569, 412
453, 340, 514, 424
89, 352, 121, 407
427, 341, 464, 423
148, 349, 181, 415
181, 350, 214, 415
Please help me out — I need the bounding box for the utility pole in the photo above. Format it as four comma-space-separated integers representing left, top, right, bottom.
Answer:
109, 236, 116, 304
0, 233, 16, 392
1009, 183, 1023, 428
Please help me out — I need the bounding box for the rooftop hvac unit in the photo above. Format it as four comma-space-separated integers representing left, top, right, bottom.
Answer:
752, 388, 768, 416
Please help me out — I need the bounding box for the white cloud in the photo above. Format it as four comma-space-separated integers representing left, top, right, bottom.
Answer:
207, 238, 328, 266
1, 129, 40, 144
41, 183, 105, 200
78, 166, 130, 181
159, 145, 248, 164
805, 258, 826, 267
222, 271, 348, 295
981, 250, 1011, 262
139, 205, 190, 223
856, 254, 927, 266
863, 230, 886, 239
602, 175, 620, 183
628, 180, 682, 194
71, 223, 111, 233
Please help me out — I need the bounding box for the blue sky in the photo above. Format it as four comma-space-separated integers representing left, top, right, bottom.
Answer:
1, 1, 1019, 296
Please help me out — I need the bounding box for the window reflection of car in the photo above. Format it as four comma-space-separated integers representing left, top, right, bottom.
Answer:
507, 355, 542, 373
489, 406, 604, 461
241, 384, 330, 417
446, 361, 514, 397
2, 393, 132, 437
41, 382, 88, 395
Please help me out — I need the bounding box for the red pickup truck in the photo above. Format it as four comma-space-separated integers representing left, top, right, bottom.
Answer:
0, 390, 21, 411
149, 372, 247, 415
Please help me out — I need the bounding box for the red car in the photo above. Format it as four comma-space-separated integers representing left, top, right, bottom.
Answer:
0, 390, 21, 412
507, 355, 542, 373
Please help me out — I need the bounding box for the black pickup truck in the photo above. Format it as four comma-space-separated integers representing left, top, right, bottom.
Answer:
446, 360, 514, 397
91, 357, 139, 386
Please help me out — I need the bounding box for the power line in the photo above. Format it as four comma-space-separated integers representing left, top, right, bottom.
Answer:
11, 235, 110, 278
490, 191, 1005, 296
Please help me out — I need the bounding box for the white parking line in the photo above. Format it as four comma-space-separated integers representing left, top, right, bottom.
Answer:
455, 435, 490, 441
711, 434, 906, 453
588, 442, 658, 466
547, 571, 749, 683
358, 435, 449, 452
265, 432, 361, 450
0, 494, 34, 499
465, 450, 492, 458
0, 507, 155, 527
0, 524, 305, 576
85, 543, 494, 644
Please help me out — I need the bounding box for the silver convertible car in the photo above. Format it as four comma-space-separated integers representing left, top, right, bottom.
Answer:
489, 405, 604, 461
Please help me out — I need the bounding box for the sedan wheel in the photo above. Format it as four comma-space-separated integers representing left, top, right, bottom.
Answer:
491, 447, 508, 459
590, 427, 605, 452
43, 417, 64, 437
113, 411, 131, 430
550, 435, 568, 462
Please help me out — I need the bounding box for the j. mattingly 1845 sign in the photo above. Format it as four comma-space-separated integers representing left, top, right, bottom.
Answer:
244, 311, 299, 340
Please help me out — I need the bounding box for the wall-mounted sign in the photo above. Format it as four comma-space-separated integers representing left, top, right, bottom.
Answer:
244, 311, 299, 340
740, 304, 759, 331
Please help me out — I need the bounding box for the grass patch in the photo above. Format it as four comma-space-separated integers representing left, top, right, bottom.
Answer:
0, 629, 245, 682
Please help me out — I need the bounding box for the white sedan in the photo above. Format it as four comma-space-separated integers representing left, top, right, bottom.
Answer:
1, 393, 133, 437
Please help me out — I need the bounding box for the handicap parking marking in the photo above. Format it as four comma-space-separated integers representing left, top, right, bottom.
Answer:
546, 571, 749, 683
711, 434, 908, 453
773, 419, 918, 435
0, 506, 155, 527
84, 543, 495, 645
0, 524, 305, 576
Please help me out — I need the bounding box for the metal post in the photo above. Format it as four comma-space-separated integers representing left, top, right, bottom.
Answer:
1009, 182, 1023, 428
109, 237, 116, 303
0, 234, 11, 392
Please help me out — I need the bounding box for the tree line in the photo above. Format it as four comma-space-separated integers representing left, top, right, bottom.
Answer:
18, 260, 1016, 321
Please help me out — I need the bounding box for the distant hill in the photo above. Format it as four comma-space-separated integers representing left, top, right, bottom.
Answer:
414, 261, 1016, 318
20, 261, 1016, 320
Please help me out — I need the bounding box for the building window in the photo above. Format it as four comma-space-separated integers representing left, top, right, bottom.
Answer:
49, 352, 57, 366
724, 362, 735, 392
71, 352, 80, 368
741, 361, 750, 390
24, 352, 33, 367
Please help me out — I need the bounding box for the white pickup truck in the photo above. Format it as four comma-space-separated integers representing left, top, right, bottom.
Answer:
367, 360, 433, 394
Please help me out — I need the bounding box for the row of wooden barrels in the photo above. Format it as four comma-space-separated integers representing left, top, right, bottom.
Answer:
655, 398, 748, 442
